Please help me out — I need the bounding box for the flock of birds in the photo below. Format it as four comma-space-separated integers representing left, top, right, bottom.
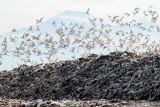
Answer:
0, 7, 160, 67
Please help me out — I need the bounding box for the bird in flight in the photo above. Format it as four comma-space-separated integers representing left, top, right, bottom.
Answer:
28, 26, 33, 32
12, 28, 17, 32
52, 21, 56, 25
36, 17, 44, 24
86, 8, 90, 14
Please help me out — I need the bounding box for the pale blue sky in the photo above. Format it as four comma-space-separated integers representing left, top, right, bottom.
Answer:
0, 0, 160, 33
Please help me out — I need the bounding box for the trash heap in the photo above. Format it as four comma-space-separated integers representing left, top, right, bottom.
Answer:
0, 51, 160, 101
1, 99, 160, 107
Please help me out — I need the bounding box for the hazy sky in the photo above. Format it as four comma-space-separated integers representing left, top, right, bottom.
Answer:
0, 0, 160, 33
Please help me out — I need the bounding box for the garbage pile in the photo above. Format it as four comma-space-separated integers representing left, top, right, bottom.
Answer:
1, 99, 160, 107
0, 51, 160, 101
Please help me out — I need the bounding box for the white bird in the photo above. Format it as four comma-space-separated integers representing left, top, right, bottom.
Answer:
86, 8, 90, 14
12, 28, 17, 32
36, 17, 44, 24
28, 26, 33, 32
52, 21, 56, 25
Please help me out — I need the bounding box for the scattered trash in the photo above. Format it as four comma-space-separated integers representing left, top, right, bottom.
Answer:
0, 51, 160, 101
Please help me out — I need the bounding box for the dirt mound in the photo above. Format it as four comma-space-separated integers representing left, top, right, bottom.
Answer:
0, 51, 160, 101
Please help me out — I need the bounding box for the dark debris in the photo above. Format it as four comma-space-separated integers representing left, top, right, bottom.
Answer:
0, 51, 160, 101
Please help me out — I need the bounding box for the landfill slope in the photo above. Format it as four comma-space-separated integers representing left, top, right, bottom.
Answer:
0, 51, 160, 101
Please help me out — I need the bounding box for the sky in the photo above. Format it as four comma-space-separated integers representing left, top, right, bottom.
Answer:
1, 0, 160, 34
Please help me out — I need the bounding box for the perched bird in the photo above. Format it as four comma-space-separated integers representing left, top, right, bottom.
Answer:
120, 63, 125, 73
119, 62, 126, 80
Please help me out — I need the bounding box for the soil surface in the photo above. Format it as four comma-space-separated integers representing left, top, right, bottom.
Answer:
0, 51, 160, 101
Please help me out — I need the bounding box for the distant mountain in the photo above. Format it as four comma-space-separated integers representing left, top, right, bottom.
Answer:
1, 10, 93, 71
5, 10, 91, 35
